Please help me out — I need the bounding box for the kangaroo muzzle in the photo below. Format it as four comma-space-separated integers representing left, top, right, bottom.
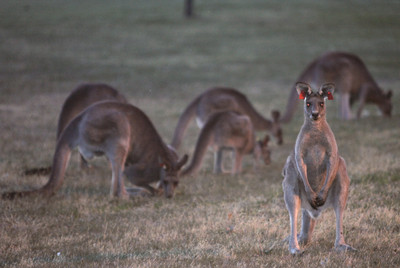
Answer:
311, 111, 319, 120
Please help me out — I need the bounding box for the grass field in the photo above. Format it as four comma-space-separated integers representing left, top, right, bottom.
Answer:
1, 0, 400, 267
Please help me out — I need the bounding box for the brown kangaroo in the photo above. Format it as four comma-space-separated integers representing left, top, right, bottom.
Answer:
280, 51, 392, 123
282, 82, 356, 254
171, 87, 283, 149
180, 111, 271, 177
24, 83, 128, 176
3, 102, 188, 199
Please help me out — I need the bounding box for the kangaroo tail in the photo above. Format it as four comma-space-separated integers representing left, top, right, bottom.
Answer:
24, 166, 52, 176
2, 140, 72, 199
3, 118, 79, 200
279, 84, 299, 124
171, 95, 201, 150
180, 116, 218, 177
2, 189, 38, 200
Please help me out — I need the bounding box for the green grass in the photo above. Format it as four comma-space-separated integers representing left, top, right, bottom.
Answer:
1, 0, 400, 266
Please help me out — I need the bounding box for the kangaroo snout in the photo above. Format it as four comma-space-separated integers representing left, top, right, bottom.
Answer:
311, 112, 319, 120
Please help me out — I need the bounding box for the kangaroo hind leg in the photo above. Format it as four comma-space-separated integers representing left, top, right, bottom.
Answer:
108, 141, 129, 199
232, 149, 243, 175
213, 149, 224, 174
298, 209, 316, 246
333, 157, 356, 252
282, 159, 303, 255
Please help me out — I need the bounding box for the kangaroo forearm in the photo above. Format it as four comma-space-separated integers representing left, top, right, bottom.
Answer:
320, 158, 338, 196
295, 157, 315, 195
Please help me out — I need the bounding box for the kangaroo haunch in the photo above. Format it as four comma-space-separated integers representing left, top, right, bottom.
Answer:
24, 83, 128, 176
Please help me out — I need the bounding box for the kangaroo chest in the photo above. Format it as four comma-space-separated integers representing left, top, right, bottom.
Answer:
299, 133, 331, 190
304, 144, 327, 167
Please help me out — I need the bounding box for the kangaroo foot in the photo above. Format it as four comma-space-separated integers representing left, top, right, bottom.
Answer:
298, 234, 311, 246
289, 246, 304, 256
334, 243, 357, 252
126, 187, 152, 197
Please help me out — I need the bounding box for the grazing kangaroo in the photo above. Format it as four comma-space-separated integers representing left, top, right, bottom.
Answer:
282, 82, 356, 254
171, 87, 283, 149
24, 83, 128, 176
181, 111, 271, 177
56, 83, 128, 139
3, 102, 188, 199
280, 51, 392, 123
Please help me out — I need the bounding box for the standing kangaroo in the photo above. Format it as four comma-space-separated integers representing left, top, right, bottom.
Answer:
282, 82, 356, 254
171, 87, 283, 149
24, 83, 128, 175
3, 102, 188, 199
181, 111, 271, 177
280, 51, 392, 123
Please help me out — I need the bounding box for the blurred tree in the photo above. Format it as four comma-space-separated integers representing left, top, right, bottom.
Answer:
184, 0, 194, 18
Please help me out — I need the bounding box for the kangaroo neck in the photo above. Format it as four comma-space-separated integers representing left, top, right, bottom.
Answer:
249, 112, 272, 130
303, 116, 328, 131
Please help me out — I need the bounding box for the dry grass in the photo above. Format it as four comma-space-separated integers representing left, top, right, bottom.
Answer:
1, 0, 400, 267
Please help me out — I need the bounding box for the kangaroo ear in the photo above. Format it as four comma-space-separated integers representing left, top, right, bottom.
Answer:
177, 154, 189, 169
296, 82, 312, 99
271, 110, 280, 122
319, 83, 335, 100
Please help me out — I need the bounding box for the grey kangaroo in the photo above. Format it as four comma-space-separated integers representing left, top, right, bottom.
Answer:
3, 102, 188, 199
280, 51, 392, 123
171, 87, 283, 149
282, 82, 356, 254
180, 111, 271, 177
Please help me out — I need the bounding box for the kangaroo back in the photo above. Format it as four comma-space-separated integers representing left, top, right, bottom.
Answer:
56, 83, 127, 139
171, 95, 201, 149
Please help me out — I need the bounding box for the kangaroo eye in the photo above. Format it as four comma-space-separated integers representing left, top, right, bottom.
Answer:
306, 103, 311, 107
320, 102, 324, 107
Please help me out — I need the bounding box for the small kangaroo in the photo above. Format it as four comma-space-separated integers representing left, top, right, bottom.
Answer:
171, 87, 283, 149
282, 82, 356, 254
181, 111, 271, 177
3, 102, 188, 199
280, 51, 392, 123
24, 83, 128, 175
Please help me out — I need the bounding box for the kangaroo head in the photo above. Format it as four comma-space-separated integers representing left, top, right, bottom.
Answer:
378, 89, 393, 117
296, 82, 335, 122
254, 135, 271, 165
271, 110, 283, 145
158, 148, 188, 198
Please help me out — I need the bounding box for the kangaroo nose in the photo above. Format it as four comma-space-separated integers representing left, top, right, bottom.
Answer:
311, 112, 319, 120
